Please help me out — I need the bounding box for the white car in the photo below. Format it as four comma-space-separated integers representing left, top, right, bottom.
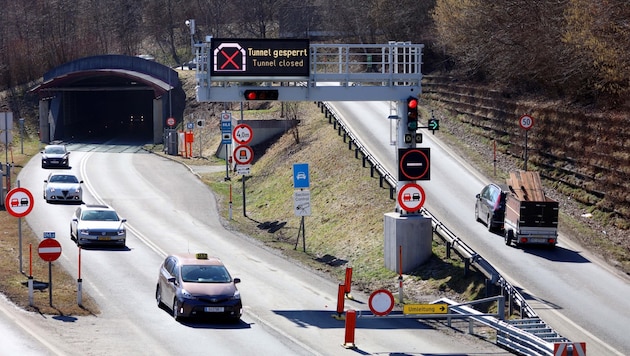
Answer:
70, 204, 127, 247
43, 172, 83, 203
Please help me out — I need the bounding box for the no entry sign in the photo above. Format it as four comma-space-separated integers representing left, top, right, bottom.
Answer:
38, 238, 62, 262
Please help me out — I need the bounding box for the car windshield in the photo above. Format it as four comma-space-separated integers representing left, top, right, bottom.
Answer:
50, 175, 78, 183
181, 265, 231, 283
81, 210, 119, 221
45, 147, 65, 154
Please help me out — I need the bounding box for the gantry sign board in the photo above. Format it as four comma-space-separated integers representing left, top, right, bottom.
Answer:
211, 39, 310, 80
196, 41, 424, 102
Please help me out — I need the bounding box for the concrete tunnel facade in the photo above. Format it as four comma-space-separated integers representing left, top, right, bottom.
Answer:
31, 55, 185, 144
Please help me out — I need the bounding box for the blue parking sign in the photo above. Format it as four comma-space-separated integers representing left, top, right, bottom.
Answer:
293, 163, 310, 189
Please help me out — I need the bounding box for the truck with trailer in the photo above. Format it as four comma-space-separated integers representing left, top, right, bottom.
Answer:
503, 171, 559, 247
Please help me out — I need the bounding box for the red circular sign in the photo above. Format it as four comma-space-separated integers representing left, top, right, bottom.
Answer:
5, 187, 34, 218
368, 289, 395, 316
38, 238, 62, 262
519, 114, 534, 130
397, 183, 426, 212
233, 124, 253, 145
399, 148, 430, 181
166, 117, 176, 127
233, 145, 254, 165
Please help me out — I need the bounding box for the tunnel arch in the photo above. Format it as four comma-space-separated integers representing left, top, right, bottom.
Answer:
31, 55, 185, 144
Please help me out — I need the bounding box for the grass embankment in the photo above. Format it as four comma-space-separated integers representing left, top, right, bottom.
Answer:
0, 139, 99, 317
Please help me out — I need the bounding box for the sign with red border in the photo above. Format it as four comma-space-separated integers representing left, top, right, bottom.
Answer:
398, 148, 430, 181
38, 238, 62, 262
397, 183, 426, 212
519, 114, 534, 130
368, 289, 395, 316
233, 145, 254, 165
233, 123, 253, 145
5, 187, 34, 218
166, 117, 176, 127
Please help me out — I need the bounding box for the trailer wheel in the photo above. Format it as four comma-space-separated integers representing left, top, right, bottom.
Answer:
505, 230, 514, 246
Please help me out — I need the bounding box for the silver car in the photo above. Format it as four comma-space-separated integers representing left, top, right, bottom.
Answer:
43, 172, 83, 203
70, 204, 127, 247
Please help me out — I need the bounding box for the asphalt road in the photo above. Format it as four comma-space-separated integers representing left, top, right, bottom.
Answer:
2, 140, 511, 355
329, 100, 630, 356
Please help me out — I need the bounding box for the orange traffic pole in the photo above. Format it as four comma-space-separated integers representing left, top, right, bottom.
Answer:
344, 267, 353, 299
343, 309, 357, 349
336, 284, 345, 317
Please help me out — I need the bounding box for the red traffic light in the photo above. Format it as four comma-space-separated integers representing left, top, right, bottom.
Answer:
244, 90, 279, 101
407, 97, 418, 109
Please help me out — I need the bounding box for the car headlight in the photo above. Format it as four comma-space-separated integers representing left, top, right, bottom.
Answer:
231, 290, 241, 300
78, 228, 89, 235
179, 289, 194, 299
117, 228, 126, 236
48, 187, 56, 193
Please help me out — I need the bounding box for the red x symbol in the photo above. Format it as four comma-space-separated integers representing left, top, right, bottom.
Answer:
219, 49, 240, 70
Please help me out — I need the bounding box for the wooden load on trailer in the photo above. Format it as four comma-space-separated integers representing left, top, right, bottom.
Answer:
504, 171, 559, 247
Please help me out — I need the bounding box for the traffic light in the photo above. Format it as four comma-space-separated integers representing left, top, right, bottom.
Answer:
406, 96, 419, 131
243, 89, 279, 101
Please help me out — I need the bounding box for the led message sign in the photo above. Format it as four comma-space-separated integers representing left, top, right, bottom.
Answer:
210, 39, 310, 79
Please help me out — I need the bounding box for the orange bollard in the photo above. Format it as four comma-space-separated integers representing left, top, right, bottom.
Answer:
336, 284, 345, 317
343, 309, 357, 349
344, 267, 353, 295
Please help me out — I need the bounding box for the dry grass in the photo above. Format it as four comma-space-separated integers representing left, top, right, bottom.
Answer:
0, 140, 99, 316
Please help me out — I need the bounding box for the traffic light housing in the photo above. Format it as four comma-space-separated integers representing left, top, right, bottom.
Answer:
406, 96, 419, 131
243, 89, 279, 101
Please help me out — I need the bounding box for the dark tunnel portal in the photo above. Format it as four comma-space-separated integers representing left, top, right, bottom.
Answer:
65, 90, 155, 142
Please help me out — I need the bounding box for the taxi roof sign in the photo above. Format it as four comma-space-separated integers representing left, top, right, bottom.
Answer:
195, 253, 208, 260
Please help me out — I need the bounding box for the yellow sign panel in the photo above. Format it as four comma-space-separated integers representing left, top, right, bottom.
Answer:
403, 303, 448, 314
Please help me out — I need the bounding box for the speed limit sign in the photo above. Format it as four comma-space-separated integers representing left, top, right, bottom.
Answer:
519, 115, 534, 130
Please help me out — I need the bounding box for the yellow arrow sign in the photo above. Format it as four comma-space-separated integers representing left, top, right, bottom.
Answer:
403, 303, 448, 314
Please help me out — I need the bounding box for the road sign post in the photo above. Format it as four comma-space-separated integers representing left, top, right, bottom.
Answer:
5, 185, 34, 273
38, 237, 62, 306
519, 115, 534, 171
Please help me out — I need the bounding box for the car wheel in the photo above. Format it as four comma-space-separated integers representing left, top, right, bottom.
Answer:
172, 299, 180, 320
505, 230, 513, 246
486, 214, 493, 232
156, 285, 163, 307
475, 205, 481, 222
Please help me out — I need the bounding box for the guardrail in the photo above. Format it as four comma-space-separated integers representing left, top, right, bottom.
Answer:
318, 100, 570, 354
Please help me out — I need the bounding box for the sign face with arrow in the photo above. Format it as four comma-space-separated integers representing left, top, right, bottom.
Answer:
403, 303, 448, 314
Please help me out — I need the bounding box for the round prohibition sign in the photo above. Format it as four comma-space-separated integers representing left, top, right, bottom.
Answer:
233, 123, 253, 145
233, 145, 254, 165
397, 183, 426, 212
38, 238, 62, 262
166, 117, 176, 127
5, 187, 35, 218
368, 289, 395, 316
399, 148, 430, 180
519, 114, 534, 130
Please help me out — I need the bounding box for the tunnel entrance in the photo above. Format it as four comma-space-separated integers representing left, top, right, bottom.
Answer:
32, 55, 185, 144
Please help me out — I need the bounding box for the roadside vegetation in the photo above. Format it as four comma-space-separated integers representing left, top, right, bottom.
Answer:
0, 139, 99, 316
